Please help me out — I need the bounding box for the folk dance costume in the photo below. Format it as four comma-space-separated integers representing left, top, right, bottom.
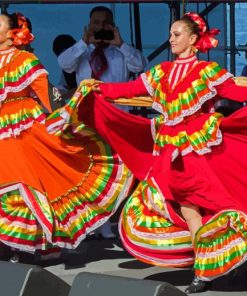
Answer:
49, 53, 247, 281
0, 47, 133, 254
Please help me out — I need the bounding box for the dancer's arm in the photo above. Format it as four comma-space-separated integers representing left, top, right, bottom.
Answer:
98, 76, 149, 100
30, 73, 52, 113
215, 78, 247, 103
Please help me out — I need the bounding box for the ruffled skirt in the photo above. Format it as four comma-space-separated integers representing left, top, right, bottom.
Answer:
50, 82, 247, 281
120, 106, 247, 281
0, 97, 133, 253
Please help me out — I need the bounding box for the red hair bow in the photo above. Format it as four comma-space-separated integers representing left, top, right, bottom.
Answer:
9, 12, 34, 46
184, 12, 220, 53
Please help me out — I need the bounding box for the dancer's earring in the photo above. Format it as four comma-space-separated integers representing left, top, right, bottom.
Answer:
7, 40, 13, 47
192, 46, 198, 53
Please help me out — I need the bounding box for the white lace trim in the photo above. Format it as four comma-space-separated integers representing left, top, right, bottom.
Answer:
197, 237, 244, 259
120, 241, 194, 266
126, 216, 191, 247
0, 217, 37, 231
53, 162, 132, 231
195, 209, 247, 281
119, 222, 194, 266
54, 165, 134, 249
198, 209, 246, 238
46, 118, 65, 134
180, 128, 223, 157
0, 183, 52, 248
152, 127, 223, 158
151, 72, 233, 126
0, 164, 134, 251
140, 73, 154, 96
0, 119, 45, 140
98, 160, 133, 207
0, 69, 48, 102
199, 254, 247, 282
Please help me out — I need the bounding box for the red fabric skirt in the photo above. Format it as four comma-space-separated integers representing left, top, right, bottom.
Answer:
77, 92, 247, 276
79, 94, 247, 221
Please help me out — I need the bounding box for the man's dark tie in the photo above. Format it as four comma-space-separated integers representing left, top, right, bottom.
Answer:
90, 44, 108, 80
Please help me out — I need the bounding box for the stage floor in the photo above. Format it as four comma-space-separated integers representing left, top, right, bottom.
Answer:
44, 236, 247, 296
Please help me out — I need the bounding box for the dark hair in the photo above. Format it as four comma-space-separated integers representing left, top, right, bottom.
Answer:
26, 17, 32, 32
52, 34, 76, 56
89, 6, 113, 19
3, 13, 19, 30
3, 12, 32, 31
180, 15, 201, 37
52, 34, 77, 89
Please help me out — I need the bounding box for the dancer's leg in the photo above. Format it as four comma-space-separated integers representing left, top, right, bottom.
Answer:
180, 204, 202, 243
180, 205, 210, 294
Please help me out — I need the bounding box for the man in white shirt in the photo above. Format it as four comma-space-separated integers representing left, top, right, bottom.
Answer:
58, 6, 147, 85
58, 6, 146, 239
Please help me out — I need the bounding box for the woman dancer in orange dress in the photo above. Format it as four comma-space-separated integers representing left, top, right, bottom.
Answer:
0, 12, 133, 260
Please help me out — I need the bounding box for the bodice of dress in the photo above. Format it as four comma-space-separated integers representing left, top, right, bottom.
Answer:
0, 47, 50, 139
167, 55, 199, 91
0, 47, 16, 69
141, 55, 234, 157
0, 47, 49, 101
73, 56, 247, 159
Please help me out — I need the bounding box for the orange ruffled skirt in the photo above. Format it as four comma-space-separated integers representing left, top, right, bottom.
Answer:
0, 96, 133, 253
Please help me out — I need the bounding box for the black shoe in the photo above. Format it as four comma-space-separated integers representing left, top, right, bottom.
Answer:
185, 276, 211, 294
9, 253, 20, 263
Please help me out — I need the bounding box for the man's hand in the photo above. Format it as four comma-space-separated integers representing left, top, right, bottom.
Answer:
83, 25, 101, 46
103, 25, 123, 47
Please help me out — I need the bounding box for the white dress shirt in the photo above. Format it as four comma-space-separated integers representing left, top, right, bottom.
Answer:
58, 39, 147, 85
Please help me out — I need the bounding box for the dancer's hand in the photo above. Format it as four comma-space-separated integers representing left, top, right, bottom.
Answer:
92, 80, 103, 93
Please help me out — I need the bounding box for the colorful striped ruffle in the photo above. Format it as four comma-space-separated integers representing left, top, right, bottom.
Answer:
46, 79, 95, 137
195, 210, 247, 281
120, 181, 247, 280
0, 53, 48, 102
142, 61, 233, 126
152, 113, 223, 156
0, 79, 134, 252
0, 143, 133, 252
0, 99, 46, 139
120, 180, 194, 267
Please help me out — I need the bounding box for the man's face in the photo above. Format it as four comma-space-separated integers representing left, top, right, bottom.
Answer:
89, 11, 113, 32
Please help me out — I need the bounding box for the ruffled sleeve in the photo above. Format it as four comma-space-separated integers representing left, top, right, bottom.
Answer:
140, 62, 169, 96
0, 50, 48, 103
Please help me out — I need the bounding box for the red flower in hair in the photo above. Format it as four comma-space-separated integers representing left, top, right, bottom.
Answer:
8, 12, 34, 46
184, 12, 220, 53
